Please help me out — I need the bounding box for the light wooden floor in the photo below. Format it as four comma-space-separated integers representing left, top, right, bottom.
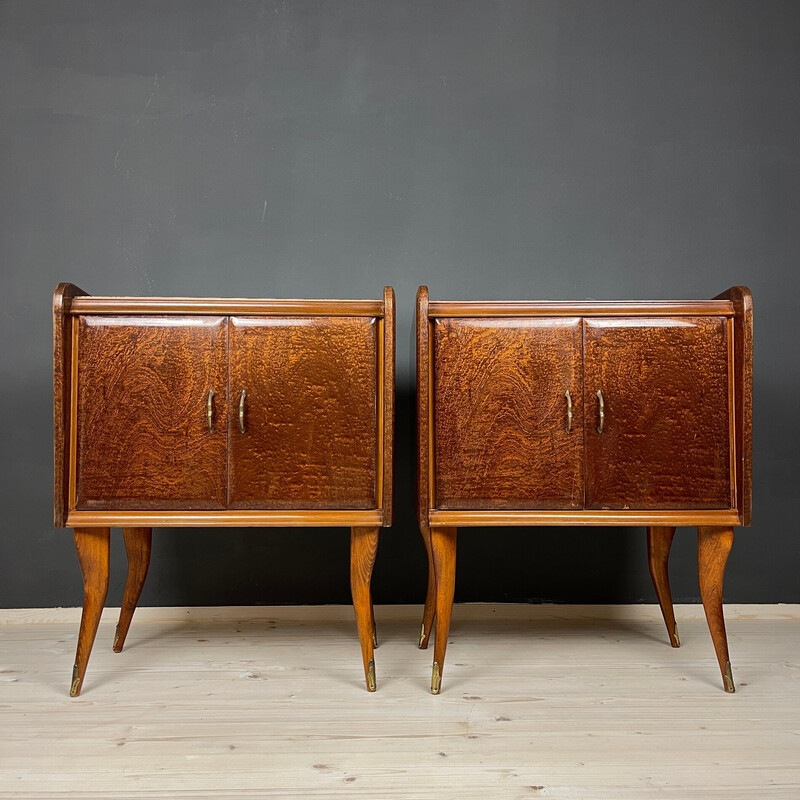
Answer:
1, 604, 799, 799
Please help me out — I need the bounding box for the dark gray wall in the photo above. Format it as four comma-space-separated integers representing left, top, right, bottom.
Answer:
2, 0, 798, 608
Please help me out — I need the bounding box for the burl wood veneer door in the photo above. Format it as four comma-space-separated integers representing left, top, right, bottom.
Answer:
584, 317, 733, 509
227, 317, 378, 509
75, 316, 228, 510
433, 318, 584, 509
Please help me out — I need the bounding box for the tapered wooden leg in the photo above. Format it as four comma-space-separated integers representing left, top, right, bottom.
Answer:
113, 527, 152, 653
70, 527, 110, 697
419, 522, 436, 649
647, 526, 680, 647
697, 526, 736, 693
430, 526, 457, 694
350, 526, 380, 691
369, 588, 378, 649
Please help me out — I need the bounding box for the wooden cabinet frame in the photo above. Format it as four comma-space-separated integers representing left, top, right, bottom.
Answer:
416, 286, 752, 694
54, 283, 394, 695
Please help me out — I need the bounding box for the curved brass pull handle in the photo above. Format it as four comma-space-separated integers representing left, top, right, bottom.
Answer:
565, 390, 573, 434
207, 389, 215, 434
596, 389, 604, 434
239, 389, 246, 434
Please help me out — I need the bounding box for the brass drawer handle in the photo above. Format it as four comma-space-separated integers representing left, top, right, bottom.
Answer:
565, 390, 573, 434
207, 389, 214, 434
596, 389, 604, 434
239, 389, 247, 434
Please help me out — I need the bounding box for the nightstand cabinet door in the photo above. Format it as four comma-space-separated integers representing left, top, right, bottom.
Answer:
75, 316, 228, 510
583, 317, 733, 510
227, 316, 378, 509
433, 317, 584, 509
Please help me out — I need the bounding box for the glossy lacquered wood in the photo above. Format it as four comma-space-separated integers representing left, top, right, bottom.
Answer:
418, 287, 753, 695
584, 317, 732, 510
70, 297, 385, 316
53, 283, 88, 527
434, 318, 584, 509
54, 284, 395, 696
716, 286, 753, 526
65, 509, 384, 527
74, 316, 228, 510
228, 316, 377, 509
70, 527, 110, 697
113, 527, 152, 654
647, 526, 679, 648
350, 526, 380, 691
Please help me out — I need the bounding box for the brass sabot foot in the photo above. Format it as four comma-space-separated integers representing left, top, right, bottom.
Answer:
431, 661, 441, 695
366, 659, 376, 692
723, 661, 735, 693
112, 624, 121, 652
671, 626, 680, 648
418, 623, 426, 649
69, 665, 81, 698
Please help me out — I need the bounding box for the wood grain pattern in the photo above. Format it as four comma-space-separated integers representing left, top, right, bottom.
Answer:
70, 297, 384, 316
647, 526, 679, 647
416, 287, 436, 649
66, 509, 384, 527
419, 525, 436, 650
380, 286, 395, 526
716, 286, 753, 526
227, 316, 377, 509
697, 525, 736, 692
350, 526, 380, 691
74, 316, 228, 510
429, 509, 742, 526
584, 317, 732, 510
53, 283, 88, 527
416, 286, 431, 531
70, 527, 110, 697
434, 317, 584, 509
113, 528, 152, 653
429, 300, 734, 318
430, 526, 457, 694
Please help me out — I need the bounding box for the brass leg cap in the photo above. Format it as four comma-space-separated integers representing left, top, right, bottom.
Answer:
366, 659, 376, 692
723, 661, 735, 693
418, 623, 426, 649
431, 661, 441, 695
69, 665, 81, 698
112, 624, 122, 653
671, 626, 680, 648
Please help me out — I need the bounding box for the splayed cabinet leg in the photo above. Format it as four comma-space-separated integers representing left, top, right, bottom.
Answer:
350, 526, 379, 691
647, 526, 680, 647
70, 527, 110, 697
419, 522, 436, 649
430, 526, 457, 694
697, 526, 736, 693
113, 527, 152, 653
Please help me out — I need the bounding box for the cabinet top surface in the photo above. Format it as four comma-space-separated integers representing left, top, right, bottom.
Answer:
427, 299, 735, 318
67, 296, 386, 317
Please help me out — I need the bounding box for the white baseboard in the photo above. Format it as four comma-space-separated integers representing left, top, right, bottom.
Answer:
1, 603, 798, 625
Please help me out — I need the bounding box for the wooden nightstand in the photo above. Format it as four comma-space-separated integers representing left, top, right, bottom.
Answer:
416, 286, 752, 694
54, 284, 394, 695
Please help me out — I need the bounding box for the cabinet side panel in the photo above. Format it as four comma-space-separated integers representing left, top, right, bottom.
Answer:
434, 317, 584, 510
228, 316, 378, 509
416, 287, 430, 529
584, 316, 732, 510
715, 287, 753, 526
75, 316, 228, 510
381, 287, 395, 526
53, 283, 88, 527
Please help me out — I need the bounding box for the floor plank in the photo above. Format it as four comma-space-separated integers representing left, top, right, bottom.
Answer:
0, 605, 798, 799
